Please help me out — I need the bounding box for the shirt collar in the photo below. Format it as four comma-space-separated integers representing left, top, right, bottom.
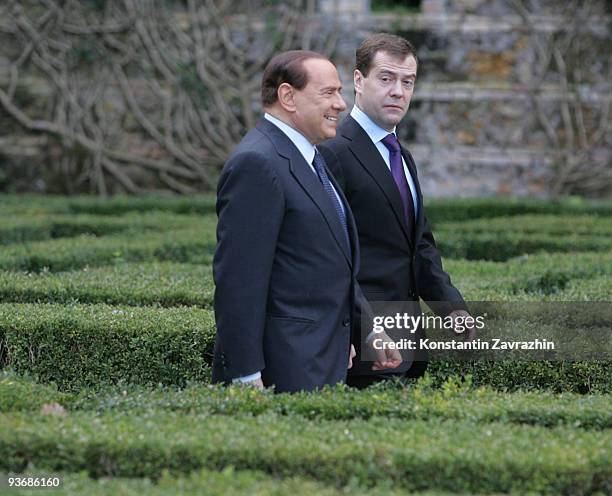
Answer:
264, 112, 315, 164
350, 105, 396, 145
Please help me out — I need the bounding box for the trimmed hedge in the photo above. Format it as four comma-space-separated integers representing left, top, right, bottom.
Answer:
2, 252, 608, 308
4, 469, 454, 496
5, 195, 611, 221
0, 303, 214, 389
0, 262, 213, 307
437, 214, 612, 236
425, 360, 611, 394
434, 214, 611, 261
559, 275, 612, 301
0, 194, 218, 216
0, 213, 199, 246
472, 275, 612, 301
3, 373, 609, 429
62, 195, 218, 216
0, 224, 216, 272
4, 223, 607, 273
0, 303, 609, 393
0, 194, 76, 213
1, 251, 609, 308
1, 412, 610, 493
1, 196, 610, 495
446, 251, 612, 278
423, 197, 612, 225
435, 231, 612, 261
446, 251, 612, 300
0, 372, 74, 412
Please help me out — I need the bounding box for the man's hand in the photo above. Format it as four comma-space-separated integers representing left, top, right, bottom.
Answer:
449, 309, 476, 341
348, 344, 356, 369
368, 332, 402, 371
243, 377, 265, 389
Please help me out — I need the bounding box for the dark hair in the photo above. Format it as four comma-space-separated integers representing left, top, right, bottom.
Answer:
261, 50, 328, 107
355, 33, 418, 76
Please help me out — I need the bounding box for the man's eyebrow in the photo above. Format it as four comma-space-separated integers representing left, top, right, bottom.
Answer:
378, 69, 416, 79
320, 85, 342, 92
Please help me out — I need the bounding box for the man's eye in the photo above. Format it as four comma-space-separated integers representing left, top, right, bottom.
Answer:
403, 80, 415, 87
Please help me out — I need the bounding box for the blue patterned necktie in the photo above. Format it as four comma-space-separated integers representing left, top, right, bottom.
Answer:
381, 133, 415, 233
312, 150, 350, 250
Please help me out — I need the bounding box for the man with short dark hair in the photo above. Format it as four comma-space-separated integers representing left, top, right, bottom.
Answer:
320, 34, 471, 388
212, 50, 401, 393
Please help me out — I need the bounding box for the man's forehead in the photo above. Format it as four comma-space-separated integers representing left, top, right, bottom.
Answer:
371, 51, 417, 74
304, 58, 341, 87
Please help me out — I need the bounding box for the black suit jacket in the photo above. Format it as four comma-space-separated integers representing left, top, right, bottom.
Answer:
319, 115, 466, 377
212, 118, 364, 393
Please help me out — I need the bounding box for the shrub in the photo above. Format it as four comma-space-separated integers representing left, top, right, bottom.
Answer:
435, 231, 611, 261
3, 468, 430, 496
0, 263, 213, 308
0, 411, 609, 493
63, 195, 217, 216
424, 197, 612, 225
0, 224, 216, 272
437, 214, 612, 236
3, 374, 610, 428
0, 213, 199, 245
0, 303, 214, 389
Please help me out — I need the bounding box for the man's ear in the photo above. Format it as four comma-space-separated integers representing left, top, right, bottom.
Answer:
354, 69, 364, 94
277, 83, 296, 113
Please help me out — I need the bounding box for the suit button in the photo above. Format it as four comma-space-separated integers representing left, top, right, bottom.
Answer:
342, 318, 350, 327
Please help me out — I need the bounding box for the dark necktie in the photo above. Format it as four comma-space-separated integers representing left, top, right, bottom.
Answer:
381, 133, 415, 233
312, 150, 350, 250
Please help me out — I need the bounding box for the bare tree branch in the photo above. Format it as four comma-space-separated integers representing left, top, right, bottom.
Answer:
0, 0, 342, 194
511, 0, 610, 197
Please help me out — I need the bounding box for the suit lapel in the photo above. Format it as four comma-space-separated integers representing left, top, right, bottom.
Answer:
257, 119, 352, 267
341, 116, 414, 250
326, 167, 359, 268
289, 157, 353, 266
402, 147, 425, 243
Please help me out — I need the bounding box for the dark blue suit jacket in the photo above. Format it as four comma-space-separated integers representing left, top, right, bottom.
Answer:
212, 118, 365, 393
320, 115, 466, 377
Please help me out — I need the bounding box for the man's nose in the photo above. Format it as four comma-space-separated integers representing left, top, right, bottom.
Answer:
334, 93, 347, 111
389, 80, 405, 98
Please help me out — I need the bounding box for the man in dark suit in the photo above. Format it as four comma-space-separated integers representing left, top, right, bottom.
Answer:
212, 50, 401, 393
319, 34, 472, 388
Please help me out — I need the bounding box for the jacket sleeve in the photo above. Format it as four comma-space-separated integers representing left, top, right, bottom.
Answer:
416, 214, 468, 316
213, 151, 285, 379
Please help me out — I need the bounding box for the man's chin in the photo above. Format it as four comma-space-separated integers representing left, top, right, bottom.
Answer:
323, 129, 337, 140
381, 118, 401, 131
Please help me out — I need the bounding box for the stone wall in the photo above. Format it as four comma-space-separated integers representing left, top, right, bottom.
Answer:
324, 0, 611, 197
1, 0, 609, 196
